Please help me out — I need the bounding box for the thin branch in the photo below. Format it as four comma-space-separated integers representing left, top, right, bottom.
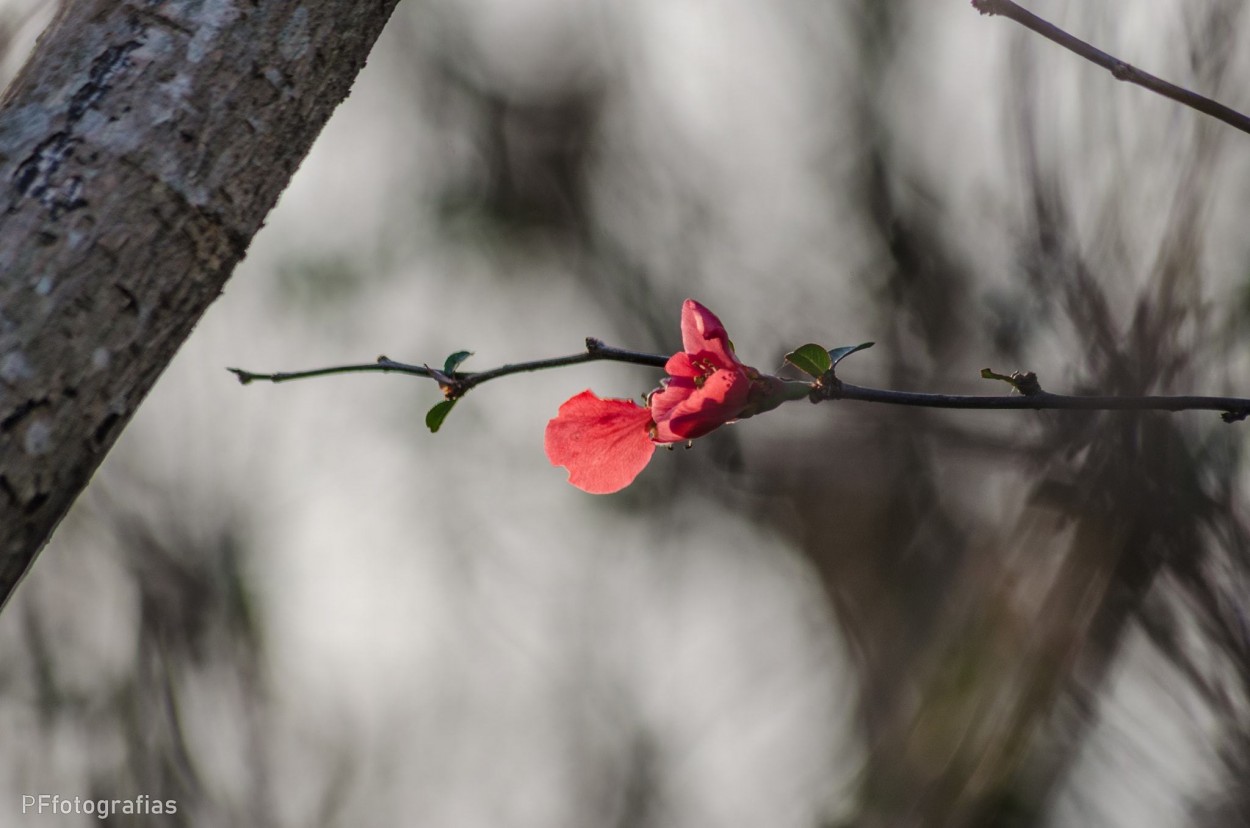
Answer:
972, 0, 1250, 136
830, 382, 1250, 422
460, 339, 668, 388
228, 338, 669, 397
231, 340, 1250, 422
229, 361, 415, 385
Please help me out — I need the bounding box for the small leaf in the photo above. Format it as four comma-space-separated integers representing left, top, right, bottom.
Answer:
425, 399, 457, 433
785, 344, 833, 378
443, 350, 473, 374
981, 367, 1014, 384
828, 342, 874, 370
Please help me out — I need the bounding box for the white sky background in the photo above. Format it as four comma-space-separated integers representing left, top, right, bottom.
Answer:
1, 1, 1248, 826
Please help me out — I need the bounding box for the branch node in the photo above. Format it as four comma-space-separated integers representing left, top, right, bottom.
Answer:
981, 368, 1043, 396
422, 363, 463, 400
1221, 409, 1250, 424
810, 376, 842, 403
1012, 370, 1043, 396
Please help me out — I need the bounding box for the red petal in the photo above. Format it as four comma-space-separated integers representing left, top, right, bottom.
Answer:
680, 299, 740, 369
545, 391, 656, 494
664, 352, 698, 378
649, 376, 697, 438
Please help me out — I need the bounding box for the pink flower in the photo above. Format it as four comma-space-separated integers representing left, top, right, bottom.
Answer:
650, 299, 760, 441
545, 299, 793, 493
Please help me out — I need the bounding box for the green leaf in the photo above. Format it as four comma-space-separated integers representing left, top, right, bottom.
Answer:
785, 344, 833, 378
828, 342, 874, 370
443, 350, 473, 374
425, 399, 457, 433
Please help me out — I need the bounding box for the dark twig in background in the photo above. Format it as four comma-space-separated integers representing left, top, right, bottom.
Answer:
972, 0, 1250, 136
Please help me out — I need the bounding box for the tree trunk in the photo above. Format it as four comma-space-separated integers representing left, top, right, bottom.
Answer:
0, 0, 400, 609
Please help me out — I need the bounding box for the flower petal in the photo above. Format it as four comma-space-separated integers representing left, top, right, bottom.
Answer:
545, 390, 656, 494
648, 375, 696, 438
651, 368, 752, 442
680, 299, 740, 369
663, 352, 698, 378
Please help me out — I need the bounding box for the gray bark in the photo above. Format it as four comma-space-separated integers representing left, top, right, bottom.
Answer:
0, 0, 400, 609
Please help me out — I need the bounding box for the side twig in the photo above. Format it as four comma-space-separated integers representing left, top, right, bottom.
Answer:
230, 340, 1250, 422
971, 0, 1250, 136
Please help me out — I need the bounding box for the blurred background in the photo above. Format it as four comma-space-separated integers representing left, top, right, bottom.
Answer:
2, 1, 1249, 825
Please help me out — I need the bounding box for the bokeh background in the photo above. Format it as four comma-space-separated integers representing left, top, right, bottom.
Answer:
2, 1, 1249, 825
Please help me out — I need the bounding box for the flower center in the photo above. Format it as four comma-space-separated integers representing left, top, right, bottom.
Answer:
691, 357, 719, 388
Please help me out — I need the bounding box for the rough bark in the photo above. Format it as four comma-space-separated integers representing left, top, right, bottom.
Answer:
0, 0, 401, 609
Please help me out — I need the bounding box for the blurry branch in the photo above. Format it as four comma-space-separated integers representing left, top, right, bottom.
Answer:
972, 0, 1250, 136
0, 0, 402, 613
230, 340, 1250, 421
